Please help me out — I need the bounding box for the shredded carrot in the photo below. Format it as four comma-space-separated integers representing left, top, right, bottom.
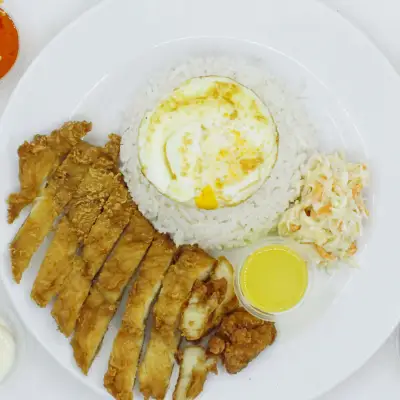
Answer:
310, 208, 318, 219
290, 223, 301, 232
352, 184, 362, 199
317, 203, 332, 215
314, 244, 336, 261
347, 242, 357, 256
305, 206, 318, 219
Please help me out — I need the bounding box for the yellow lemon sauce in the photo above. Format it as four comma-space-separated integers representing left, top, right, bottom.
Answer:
240, 245, 308, 313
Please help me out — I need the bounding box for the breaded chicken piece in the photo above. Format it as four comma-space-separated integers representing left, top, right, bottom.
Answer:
180, 257, 238, 341
31, 135, 121, 307
209, 258, 238, 323
94, 209, 154, 304
173, 346, 217, 400
7, 121, 91, 223
180, 279, 226, 341
82, 178, 135, 278
139, 247, 216, 400
208, 309, 277, 374
72, 210, 154, 374
67, 134, 121, 240
10, 141, 100, 283
72, 286, 118, 373
51, 257, 91, 336
52, 178, 134, 337
31, 217, 79, 307
104, 233, 176, 400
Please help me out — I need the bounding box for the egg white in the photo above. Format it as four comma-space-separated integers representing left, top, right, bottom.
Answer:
138, 76, 278, 209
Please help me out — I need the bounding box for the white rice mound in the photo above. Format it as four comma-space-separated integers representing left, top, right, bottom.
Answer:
121, 57, 317, 249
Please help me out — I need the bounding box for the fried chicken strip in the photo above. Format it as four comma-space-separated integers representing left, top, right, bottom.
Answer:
139, 247, 216, 400
31, 216, 78, 305
180, 257, 238, 341
81, 179, 134, 278
208, 309, 277, 374
52, 178, 134, 337
93, 209, 154, 304
72, 209, 155, 374
66, 134, 121, 240
31, 135, 121, 307
173, 346, 217, 400
7, 121, 92, 223
104, 233, 176, 400
10, 141, 100, 283
180, 279, 226, 341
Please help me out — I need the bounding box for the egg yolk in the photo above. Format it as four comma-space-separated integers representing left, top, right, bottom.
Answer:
195, 185, 218, 210
240, 245, 308, 313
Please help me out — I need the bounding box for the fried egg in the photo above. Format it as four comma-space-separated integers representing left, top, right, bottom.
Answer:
138, 76, 278, 209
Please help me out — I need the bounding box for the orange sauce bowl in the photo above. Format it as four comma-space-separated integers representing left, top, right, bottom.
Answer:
0, 8, 19, 79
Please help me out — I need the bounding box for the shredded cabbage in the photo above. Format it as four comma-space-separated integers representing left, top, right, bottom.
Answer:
278, 153, 369, 263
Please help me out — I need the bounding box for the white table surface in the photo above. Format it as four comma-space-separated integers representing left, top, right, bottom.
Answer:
1, 0, 400, 399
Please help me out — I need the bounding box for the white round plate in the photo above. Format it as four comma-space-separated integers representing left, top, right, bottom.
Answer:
1, 0, 400, 399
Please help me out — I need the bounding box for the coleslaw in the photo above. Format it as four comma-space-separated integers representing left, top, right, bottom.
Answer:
278, 152, 369, 263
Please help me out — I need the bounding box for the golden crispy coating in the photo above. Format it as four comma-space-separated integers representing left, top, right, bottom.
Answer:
94, 209, 154, 304
7, 121, 91, 223
72, 210, 154, 373
180, 279, 226, 341
208, 310, 277, 374
210, 257, 239, 325
6, 121, 279, 399
104, 233, 176, 400
180, 257, 238, 341
10, 141, 99, 283
139, 247, 216, 400
31, 135, 121, 307
67, 134, 121, 241
173, 346, 217, 400
52, 179, 134, 337
51, 257, 92, 337
71, 286, 118, 375
31, 217, 78, 307
82, 177, 135, 278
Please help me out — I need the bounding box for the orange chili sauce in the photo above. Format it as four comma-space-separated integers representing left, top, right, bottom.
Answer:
0, 8, 19, 79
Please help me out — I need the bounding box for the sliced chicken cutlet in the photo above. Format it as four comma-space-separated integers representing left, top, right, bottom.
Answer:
31, 217, 79, 306
51, 257, 91, 336
31, 134, 121, 307
139, 246, 216, 400
81, 178, 134, 278
207, 257, 238, 323
104, 233, 176, 400
7, 121, 92, 223
208, 309, 277, 374
52, 178, 134, 337
92, 209, 154, 305
180, 279, 226, 341
10, 141, 100, 283
72, 209, 155, 374
67, 133, 121, 240
173, 346, 217, 400
180, 257, 238, 341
